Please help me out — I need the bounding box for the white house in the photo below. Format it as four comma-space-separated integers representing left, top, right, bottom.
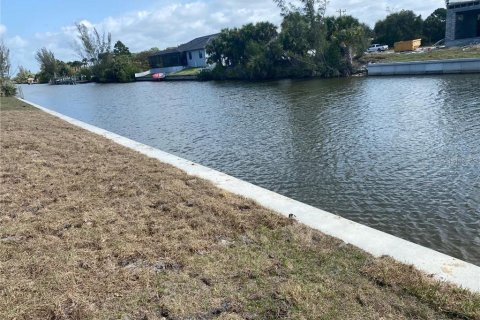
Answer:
137, 34, 218, 78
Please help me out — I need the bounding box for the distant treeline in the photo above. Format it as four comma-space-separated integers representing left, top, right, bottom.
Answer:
374, 8, 446, 47
19, 0, 447, 83
31, 24, 160, 84
202, 1, 446, 80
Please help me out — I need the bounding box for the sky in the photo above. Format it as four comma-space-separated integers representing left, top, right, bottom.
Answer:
1, 0, 447, 73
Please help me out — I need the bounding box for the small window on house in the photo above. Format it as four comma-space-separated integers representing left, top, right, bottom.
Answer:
189, 52, 192, 60
199, 51, 203, 59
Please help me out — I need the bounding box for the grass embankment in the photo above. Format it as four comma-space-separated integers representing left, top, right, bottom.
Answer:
169, 67, 203, 76
1, 96, 479, 319
360, 46, 480, 64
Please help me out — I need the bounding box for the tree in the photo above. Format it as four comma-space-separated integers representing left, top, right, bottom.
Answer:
423, 8, 447, 44
35, 47, 57, 82
109, 54, 137, 82
277, 12, 325, 77
205, 1, 369, 79
0, 41, 11, 79
74, 22, 111, 66
113, 41, 131, 56
133, 47, 160, 71
14, 66, 34, 83
274, 0, 328, 19
374, 10, 424, 46
325, 16, 369, 73
0, 42, 16, 96
67, 60, 84, 72
280, 12, 311, 57
274, 0, 337, 76
74, 23, 114, 81
207, 28, 242, 67
205, 0, 374, 80
275, 0, 329, 55
207, 22, 280, 79
108, 41, 137, 83
56, 60, 74, 77
91, 41, 137, 83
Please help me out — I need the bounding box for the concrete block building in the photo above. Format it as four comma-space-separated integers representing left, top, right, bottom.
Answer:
445, 0, 480, 46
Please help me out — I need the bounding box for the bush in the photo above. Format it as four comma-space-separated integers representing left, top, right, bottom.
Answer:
0, 80, 17, 97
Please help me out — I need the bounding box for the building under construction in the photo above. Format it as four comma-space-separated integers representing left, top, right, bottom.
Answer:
445, 0, 480, 46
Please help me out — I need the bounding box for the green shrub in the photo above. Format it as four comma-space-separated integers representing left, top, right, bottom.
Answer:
197, 69, 213, 81
0, 80, 17, 97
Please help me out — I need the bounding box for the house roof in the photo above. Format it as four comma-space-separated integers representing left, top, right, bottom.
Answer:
155, 47, 181, 56
178, 34, 219, 52
151, 33, 219, 57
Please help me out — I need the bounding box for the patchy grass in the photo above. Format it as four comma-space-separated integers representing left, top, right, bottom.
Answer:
1, 97, 479, 319
0, 96, 34, 111
359, 46, 480, 64
169, 67, 203, 76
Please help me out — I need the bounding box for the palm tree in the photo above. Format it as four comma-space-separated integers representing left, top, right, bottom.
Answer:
334, 26, 365, 72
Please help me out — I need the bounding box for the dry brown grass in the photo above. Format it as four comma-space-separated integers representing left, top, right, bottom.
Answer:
1, 96, 479, 319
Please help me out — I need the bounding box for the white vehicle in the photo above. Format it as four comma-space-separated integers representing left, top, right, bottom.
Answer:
368, 44, 389, 52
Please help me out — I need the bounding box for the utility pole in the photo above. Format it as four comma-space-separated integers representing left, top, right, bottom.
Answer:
337, 9, 347, 17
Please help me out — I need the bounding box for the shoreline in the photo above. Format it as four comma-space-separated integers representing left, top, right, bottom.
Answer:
1, 96, 479, 318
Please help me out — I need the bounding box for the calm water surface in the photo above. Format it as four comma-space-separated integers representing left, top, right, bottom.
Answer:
21, 75, 480, 265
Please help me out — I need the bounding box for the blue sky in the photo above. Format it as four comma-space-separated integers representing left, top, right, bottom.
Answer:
1, 0, 446, 73
2, 0, 148, 38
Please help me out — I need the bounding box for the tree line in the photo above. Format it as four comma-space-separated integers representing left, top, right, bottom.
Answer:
11, 1, 447, 85
203, 1, 447, 80
31, 23, 159, 84
374, 8, 446, 47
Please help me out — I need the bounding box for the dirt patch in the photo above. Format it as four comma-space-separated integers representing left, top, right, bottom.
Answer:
1, 97, 479, 319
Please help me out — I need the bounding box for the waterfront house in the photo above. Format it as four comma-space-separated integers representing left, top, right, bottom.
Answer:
445, 0, 480, 46
135, 34, 218, 79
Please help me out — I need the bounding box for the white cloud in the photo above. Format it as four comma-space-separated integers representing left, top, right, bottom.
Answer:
7, 0, 444, 72
6, 35, 28, 48
61, 0, 280, 57
327, 0, 444, 26
3, 35, 32, 75
0, 24, 6, 36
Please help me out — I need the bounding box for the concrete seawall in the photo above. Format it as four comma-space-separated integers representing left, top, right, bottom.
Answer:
18, 98, 480, 293
368, 58, 480, 76
165, 75, 198, 81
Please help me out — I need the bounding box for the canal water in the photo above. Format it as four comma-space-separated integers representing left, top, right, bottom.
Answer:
20, 75, 480, 265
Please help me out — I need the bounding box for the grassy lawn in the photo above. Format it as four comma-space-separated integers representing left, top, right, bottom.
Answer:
359, 46, 480, 64
1, 97, 479, 319
169, 67, 203, 76
0, 96, 34, 111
